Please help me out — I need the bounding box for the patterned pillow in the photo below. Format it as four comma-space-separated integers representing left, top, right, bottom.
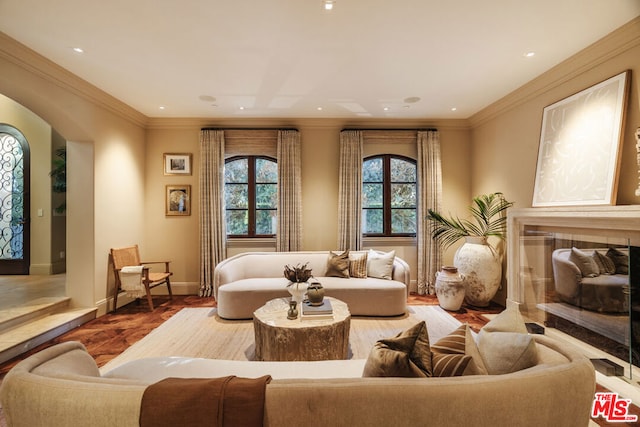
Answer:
362, 321, 432, 377
326, 250, 350, 278
431, 324, 487, 376
349, 252, 368, 278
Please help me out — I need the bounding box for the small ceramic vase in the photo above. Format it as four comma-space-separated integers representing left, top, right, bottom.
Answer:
435, 266, 466, 311
307, 283, 325, 306
287, 282, 307, 306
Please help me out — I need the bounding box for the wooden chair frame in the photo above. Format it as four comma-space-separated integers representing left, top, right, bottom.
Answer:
110, 245, 173, 312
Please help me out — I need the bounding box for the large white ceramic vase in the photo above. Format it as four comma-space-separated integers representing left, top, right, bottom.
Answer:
453, 236, 502, 307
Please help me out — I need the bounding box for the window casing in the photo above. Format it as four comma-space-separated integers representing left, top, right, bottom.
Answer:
362, 155, 416, 237
224, 156, 277, 237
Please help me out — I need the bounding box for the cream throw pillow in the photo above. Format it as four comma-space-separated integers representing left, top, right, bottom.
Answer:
367, 249, 395, 280
477, 305, 538, 375
569, 247, 599, 278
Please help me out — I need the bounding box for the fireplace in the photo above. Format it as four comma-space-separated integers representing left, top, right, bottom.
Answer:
507, 206, 640, 379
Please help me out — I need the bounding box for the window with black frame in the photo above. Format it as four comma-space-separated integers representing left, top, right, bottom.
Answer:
362, 154, 416, 237
224, 156, 277, 237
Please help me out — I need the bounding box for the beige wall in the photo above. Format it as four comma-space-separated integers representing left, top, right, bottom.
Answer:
145, 120, 472, 293
1, 16, 638, 313
470, 18, 640, 302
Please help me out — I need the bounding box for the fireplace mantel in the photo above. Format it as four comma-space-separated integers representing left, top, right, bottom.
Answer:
507, 206, 640, 304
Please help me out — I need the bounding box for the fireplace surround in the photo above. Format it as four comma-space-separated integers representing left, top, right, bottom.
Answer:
507, 206, 640, 378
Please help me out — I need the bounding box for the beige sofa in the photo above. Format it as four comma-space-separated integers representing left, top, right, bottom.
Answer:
214, 251, 410, 319
552, 248, 629, 313
0, 338, 596, 427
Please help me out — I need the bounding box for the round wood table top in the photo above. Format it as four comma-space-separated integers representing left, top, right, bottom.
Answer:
253, 297, 351, 361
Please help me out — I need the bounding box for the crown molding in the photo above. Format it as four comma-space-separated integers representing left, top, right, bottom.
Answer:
145, 116, 471, 131
0, 32, 148, 128
469, 17, 640, 128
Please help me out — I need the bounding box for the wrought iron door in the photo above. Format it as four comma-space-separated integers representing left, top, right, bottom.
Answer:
0, 125, 30, 274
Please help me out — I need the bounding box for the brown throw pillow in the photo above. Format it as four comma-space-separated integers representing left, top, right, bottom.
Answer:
606, 247, 628, 274
349, 251, 368, 278
326, 250, 350, 278
362, 321, 432, 377
431, 324, 487, 376
592, 251, 616, 275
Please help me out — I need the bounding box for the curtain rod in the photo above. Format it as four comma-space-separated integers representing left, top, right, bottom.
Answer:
340, 128, 438, 132
200, 127, 299, 131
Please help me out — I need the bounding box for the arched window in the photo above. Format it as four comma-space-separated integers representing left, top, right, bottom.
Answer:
362, 155, 416, 237
224, 156, 277, 237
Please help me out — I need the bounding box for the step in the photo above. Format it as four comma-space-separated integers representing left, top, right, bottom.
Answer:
0, 305, 97, 365
0, 297, 72, 333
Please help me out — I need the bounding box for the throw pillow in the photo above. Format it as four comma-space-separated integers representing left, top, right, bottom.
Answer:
606, 247, 628, 275
349, 251, 368, 278
569, 247, 600, 278
362, 321, 432, 377
477, 304, 538, 375
592, 251, 616, 275
326, 250, 350, 278
367, 249, 395, 280
431, 323, 488, 377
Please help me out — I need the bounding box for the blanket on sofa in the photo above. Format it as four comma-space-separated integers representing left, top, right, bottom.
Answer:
140, 375, 272, 427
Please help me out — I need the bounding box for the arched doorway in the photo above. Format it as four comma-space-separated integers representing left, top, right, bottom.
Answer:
0, 124, 30, 274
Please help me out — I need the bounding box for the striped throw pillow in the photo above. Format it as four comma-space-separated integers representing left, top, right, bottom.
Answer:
431, 323, 487, 377
349, 252, 368, 278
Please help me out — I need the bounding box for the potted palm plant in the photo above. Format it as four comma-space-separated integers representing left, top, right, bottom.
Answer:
427, 192, 514, 307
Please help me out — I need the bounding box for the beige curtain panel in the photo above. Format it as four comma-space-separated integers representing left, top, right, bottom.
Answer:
276, 130, 303, 251
417, 130, 442, 295
338, 130, 363, 251
199, 129, 226, 297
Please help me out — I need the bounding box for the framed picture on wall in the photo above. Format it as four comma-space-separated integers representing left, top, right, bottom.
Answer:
166, 185, 191, 216
163, 153, 192, 175
532, 70, 629, 207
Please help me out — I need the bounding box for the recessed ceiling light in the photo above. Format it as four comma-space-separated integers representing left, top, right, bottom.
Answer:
239, 106, 245, 110
159, 106, 166, 110
524, 52, 535, 58
317, 107, 323, 111
72, 47, 84, 54
383, 107, 390, 111
451, 107, 457, 112
323, 1, 335, 11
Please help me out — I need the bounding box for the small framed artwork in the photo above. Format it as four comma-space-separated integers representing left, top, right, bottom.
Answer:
166, 185, 191, 216
532, 70, 630, 207
163, 153, 192, 175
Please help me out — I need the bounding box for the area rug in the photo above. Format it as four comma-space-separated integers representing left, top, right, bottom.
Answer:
99, 305, 462, 374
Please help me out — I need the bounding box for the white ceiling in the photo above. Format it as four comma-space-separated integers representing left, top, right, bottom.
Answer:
1, 0, 639, 119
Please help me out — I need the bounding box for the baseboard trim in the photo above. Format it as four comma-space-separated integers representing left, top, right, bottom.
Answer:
95, 282, 201, 317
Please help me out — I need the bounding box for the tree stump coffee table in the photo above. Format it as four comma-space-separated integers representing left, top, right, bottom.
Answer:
253, 297, 351, 361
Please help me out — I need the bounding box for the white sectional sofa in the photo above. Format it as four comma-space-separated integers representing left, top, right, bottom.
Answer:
0, 337, 596, 427
213, 251, 410, 319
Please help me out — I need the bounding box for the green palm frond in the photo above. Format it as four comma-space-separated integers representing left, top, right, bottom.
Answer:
427, 192, 514, 250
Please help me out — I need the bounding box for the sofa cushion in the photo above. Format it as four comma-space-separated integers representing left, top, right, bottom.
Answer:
477, 305, 538, 375
593, 250, 616, 275
326, 250, 350, 278
362, 321, 432, 377
349, 251, 368, 278
606, 247, 629, 274
431, 324, 488, 376
569, 247, 599, 277
367, 249, 395, 280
